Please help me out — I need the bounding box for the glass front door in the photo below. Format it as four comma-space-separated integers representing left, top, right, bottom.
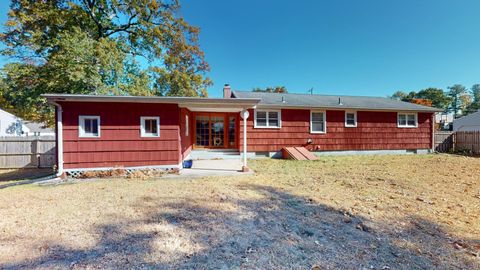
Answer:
194, 114, 236, 149
228, 116, 236, 147
210, 116, 225, 147
195, 115, 210, 147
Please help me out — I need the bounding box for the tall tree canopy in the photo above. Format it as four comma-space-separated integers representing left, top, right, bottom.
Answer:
0, 0, 211, 124
390, 88, 453, 112
466, 84, 480, 113
252, 86, 288, 93
390, 91, 416, 102
415, 88, 452, 109
447, 84, 470, 118
390, 91, 408, 101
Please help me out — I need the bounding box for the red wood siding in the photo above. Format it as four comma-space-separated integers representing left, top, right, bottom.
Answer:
60, 102, 181, 169
240, 109, 433, 152
180, 108, 193, 160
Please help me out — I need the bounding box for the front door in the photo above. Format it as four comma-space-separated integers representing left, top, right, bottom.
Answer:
194, 113, 237, 149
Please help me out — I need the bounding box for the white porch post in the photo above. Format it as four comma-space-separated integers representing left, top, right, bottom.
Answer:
243, 115, 247, 168
240, 109, 250, 172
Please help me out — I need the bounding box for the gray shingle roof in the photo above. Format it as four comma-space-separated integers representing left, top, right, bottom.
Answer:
232, 90, 442, 112
24, 121, 54, 133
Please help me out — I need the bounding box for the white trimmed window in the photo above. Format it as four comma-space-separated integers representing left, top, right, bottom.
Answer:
79, 115, 100, 138
397, 113, 417, 128
140, 116, 160, 137
345, 111, 357, 127
185, 115, 189, 136
310, 111, 326, 133
254, 110, 281, 128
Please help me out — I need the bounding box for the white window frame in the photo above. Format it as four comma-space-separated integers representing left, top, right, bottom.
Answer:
345, 111, 357, 127
140, 116, 160, 137
397, 112, 418, 128
254, 109, 282, 128
310, 110, 327, 134
185, 115, 189, 136
79, 115, 101, 138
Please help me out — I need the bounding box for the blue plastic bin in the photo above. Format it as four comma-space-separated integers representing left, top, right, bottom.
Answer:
183, 159, 193, 169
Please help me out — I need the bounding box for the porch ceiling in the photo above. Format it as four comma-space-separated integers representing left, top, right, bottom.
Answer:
180, 103, 256, 112
180, 105, 255, 112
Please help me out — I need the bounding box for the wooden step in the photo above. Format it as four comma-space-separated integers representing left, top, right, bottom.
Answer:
295, 147, 317, 160
282, 147, 307, 160
281, 147, 317, 160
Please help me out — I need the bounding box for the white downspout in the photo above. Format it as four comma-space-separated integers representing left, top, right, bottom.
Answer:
52, 102, 64, 177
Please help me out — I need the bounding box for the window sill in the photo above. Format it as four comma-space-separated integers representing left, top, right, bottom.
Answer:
310, 131, 326, 134
253, 126, 281, 129
345, 125, 357, 128
141, 134, 160, 138
79, 135, 100, 138
397, 125, 418, 128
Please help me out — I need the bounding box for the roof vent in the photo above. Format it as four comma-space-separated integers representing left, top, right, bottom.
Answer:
338, 97, 343, 105
282, 96, 286, 103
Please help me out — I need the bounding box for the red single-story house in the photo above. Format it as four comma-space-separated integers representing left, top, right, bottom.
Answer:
44, 84, 441, 176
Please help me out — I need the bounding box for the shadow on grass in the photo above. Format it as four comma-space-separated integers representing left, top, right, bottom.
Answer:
0, 168, 53, 182
1, 185, 478, 269
0, 169, 55, 189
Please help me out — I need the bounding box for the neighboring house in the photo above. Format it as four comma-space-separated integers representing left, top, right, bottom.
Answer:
23, 121, 55, 137
453, 110, 480, 131
435, 112, 454, 131
0, 108, 29, 136
0, 108, 54, 137
44, 85, 441, 175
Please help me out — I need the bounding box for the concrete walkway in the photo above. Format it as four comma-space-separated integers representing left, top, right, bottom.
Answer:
165, 159, 253, 179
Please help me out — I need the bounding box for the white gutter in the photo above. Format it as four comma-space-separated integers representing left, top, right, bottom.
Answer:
51, 102, 64, 177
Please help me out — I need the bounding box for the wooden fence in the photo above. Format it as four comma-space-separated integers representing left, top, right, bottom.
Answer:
455, 131, 480, 155
0, 136, 56, 169
434, 131, 480, 155
434, 131, 454, 153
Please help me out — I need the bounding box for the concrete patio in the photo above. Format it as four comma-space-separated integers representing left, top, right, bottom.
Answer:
165, 159, 253, 179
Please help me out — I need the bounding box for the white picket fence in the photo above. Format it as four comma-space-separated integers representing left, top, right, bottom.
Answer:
0, 136, 56, 169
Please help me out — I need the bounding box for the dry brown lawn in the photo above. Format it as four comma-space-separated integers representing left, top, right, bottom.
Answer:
0, 154, 479, 269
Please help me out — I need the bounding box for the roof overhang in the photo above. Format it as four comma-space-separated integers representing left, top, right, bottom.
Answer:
43, 94, 261, 112
42, 94, 442, 113
232, 90, 443, 112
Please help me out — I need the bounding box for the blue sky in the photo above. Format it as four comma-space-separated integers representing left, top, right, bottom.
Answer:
1, 1, 479, 97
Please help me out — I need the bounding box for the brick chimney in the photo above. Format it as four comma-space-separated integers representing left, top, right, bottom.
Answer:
223, 84, 231, 98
